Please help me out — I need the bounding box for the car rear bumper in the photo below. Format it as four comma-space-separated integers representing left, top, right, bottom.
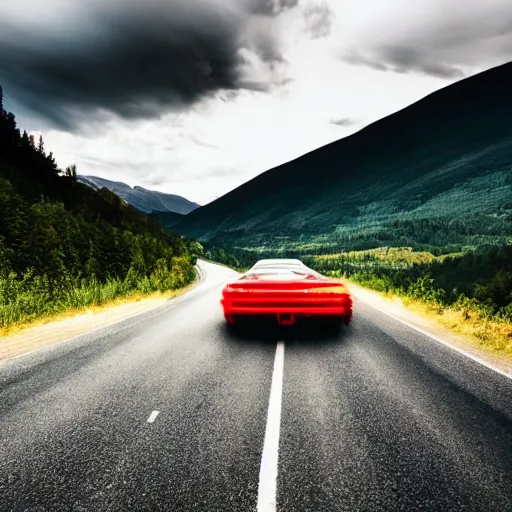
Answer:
223, 305, 351, 315
222, 296, 352, 314
221, 297, 352, 326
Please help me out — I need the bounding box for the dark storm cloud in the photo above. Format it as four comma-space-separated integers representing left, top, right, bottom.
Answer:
342, 2, 512, 79
0, 0, 297, 130
303, 2, 335, 39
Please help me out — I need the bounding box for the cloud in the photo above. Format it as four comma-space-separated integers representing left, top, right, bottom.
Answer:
0, 0, 298, 130
303, 2, 335, 39
329, 117, 356, 127
144, 173, 169, 187
6, 0, 512, 207
249, 0, 299, 16
182, 133, 220, 150
343, 49, 466, 79
339, 0, 512, 79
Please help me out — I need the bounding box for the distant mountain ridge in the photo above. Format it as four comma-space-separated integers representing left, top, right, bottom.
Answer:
171, 61, 512, 253
77, 175, 200, 215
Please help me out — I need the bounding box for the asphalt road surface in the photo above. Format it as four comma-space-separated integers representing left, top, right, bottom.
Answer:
2, 260, 512, 511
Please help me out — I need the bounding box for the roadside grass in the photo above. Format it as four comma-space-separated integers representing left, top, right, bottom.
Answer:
0, 269, 198, 337
341, 277, 512, 358
400, 296, 512, 356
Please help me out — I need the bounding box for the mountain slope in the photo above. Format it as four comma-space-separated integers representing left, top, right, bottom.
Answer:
150, 210, 185, 229
173, 61, 512, 253
77, 175, 200, 215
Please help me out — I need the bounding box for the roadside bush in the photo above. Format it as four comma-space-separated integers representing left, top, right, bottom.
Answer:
407, 274, 446, 304
0, 256, 197, 330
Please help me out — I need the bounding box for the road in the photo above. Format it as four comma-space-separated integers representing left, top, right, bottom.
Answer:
1, 260, 512, 511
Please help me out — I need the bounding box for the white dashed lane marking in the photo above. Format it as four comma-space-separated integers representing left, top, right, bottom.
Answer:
257, 340, 285, 512
147, 411, 160, 423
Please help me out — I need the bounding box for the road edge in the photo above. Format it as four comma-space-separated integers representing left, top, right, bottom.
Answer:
351, 285, 512, 380
0, 265, 204, 363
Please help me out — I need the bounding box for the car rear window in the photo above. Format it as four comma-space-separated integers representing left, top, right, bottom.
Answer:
243, 267, 326, 279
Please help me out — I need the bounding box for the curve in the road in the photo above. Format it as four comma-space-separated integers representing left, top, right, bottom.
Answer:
1, 260, 512, 512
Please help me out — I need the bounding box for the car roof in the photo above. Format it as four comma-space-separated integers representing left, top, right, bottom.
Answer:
251, 259, 305, 269
254, 258, 303, 264
244, 262, 327, 280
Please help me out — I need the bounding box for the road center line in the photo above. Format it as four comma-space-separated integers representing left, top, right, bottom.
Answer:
257, 340, 285, 512
147, 410, 160, 423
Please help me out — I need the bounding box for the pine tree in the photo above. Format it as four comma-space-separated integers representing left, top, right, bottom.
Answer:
37, 135, 45, 154
65, 164, 78, 183
21, 130, 30, 147
0, 84, 4, 119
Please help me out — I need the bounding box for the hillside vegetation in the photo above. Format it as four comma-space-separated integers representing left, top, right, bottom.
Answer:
150, 210, 186, 229
171, 61, 512, 253
0, 86, 197, 330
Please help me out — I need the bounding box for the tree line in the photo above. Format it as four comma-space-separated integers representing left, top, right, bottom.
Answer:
0, 85, 198, 328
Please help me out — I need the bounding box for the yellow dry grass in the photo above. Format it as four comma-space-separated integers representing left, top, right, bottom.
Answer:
341, 278, 512, 369
400, 297, 512, 356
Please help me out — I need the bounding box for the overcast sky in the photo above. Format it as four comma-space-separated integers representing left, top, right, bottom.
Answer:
1, 0, 511, 204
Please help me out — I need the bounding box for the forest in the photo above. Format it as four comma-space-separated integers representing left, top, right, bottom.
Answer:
0, 86, 198, 330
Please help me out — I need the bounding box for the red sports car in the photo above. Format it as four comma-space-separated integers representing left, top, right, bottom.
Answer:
221, 259, 352, 330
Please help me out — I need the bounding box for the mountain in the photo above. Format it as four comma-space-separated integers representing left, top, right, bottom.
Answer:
77, 175, 200, 215
0, 86, 197, 329
172, 61, 512, 254
150, 210, 185, 229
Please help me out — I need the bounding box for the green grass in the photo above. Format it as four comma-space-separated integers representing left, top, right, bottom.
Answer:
342, 277, 512, 358
0, 261, 196, 331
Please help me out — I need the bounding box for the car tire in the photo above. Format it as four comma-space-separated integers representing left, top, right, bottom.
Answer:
320, 317, 341, 336
226, 316, 244, 336
341, 313, 352, 326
